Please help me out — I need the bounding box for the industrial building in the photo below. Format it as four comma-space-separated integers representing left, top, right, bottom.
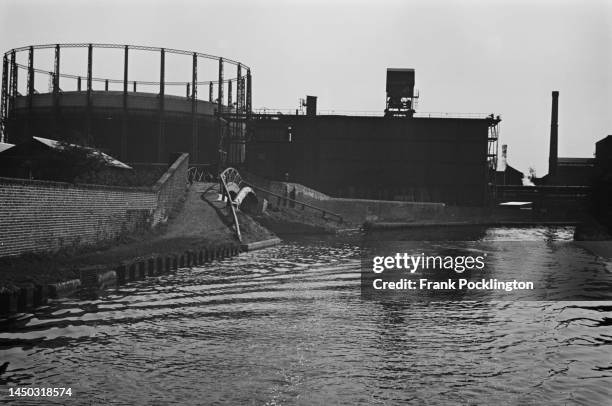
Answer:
538, 91, 596, 186
496, 145, 524, 186
0, 44, 251, 166
591, 135, 612, 230
595, 135, 612, 176
246, 114, 499, 206
246, 69, 500, 206
1, 45, 501, 207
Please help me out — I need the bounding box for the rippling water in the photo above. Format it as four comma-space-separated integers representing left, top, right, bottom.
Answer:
1, 227, 611, 405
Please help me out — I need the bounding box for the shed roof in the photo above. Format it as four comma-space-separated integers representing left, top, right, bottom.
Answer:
32, 137, 132, 169
596, 135, 612, 146
0, 142, 14, 153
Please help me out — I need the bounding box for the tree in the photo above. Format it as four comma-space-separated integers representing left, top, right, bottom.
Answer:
527, 167, 537, 183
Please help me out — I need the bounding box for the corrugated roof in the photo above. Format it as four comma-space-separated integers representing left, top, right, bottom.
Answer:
32, 137, 132, 169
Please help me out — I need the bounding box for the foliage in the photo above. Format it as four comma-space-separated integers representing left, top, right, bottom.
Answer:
28, 141, 164, 187
27, 141, 108, 183
527, 166, 537, 182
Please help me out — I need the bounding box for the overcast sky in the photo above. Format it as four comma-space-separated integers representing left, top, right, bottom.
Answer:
1, 0, 610, 175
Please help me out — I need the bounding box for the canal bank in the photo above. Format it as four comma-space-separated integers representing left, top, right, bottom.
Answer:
0, 179, 280, 317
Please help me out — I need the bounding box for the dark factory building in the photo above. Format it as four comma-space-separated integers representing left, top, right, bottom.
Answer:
595, 135, 612, 175
246, 114, 499, 206
245, 67, 500, 207
536, 157, 596, 186
552, 157, 595, 185
591, 135, 612, 231
536, 91, 596, 186
496, 165, 524, 186
495, 144, 524, 186
245, 68, 501, 206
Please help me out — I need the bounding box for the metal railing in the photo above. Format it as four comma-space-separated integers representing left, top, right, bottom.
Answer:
219, 167, 242, 242
187, 165, 216, 183
243, 182, 343, 223
224, 168, 343, 223
252, 108, 495, 119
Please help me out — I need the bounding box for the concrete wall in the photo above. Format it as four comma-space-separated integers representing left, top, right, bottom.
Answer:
268, 181, 330, 204
316, 198, 445, 224
261, 180, 445, 225
0, 153, 189, 258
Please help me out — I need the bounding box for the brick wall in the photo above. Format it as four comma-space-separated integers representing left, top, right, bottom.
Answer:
0, 153, 189, 258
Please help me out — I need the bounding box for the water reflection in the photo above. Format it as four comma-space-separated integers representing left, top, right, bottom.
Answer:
0, 227, 610, 404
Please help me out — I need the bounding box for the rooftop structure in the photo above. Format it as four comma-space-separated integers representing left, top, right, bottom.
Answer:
31, 136, 132, 169
0, 135, 132, 181
0, 141, 13, 153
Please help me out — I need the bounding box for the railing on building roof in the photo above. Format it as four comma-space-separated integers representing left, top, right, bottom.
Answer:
252, 108, 496, 119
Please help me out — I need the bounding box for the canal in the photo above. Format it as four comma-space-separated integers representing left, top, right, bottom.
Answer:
0, 227, 611, 404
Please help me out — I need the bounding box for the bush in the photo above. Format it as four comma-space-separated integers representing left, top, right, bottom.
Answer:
30, 142, 164, 187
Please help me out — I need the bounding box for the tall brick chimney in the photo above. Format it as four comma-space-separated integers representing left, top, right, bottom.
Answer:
549, 91, 559, 177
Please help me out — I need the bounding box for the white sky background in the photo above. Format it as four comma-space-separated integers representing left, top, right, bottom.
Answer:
1, 0, 610, 176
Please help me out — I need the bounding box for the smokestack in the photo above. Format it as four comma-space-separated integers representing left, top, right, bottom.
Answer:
500, 144, 508, 171
549, 91, 559, 177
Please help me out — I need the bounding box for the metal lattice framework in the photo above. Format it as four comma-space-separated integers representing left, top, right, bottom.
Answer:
487, 116, 501, 203
0, 55, 8, 140
0, 43, 253, 143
